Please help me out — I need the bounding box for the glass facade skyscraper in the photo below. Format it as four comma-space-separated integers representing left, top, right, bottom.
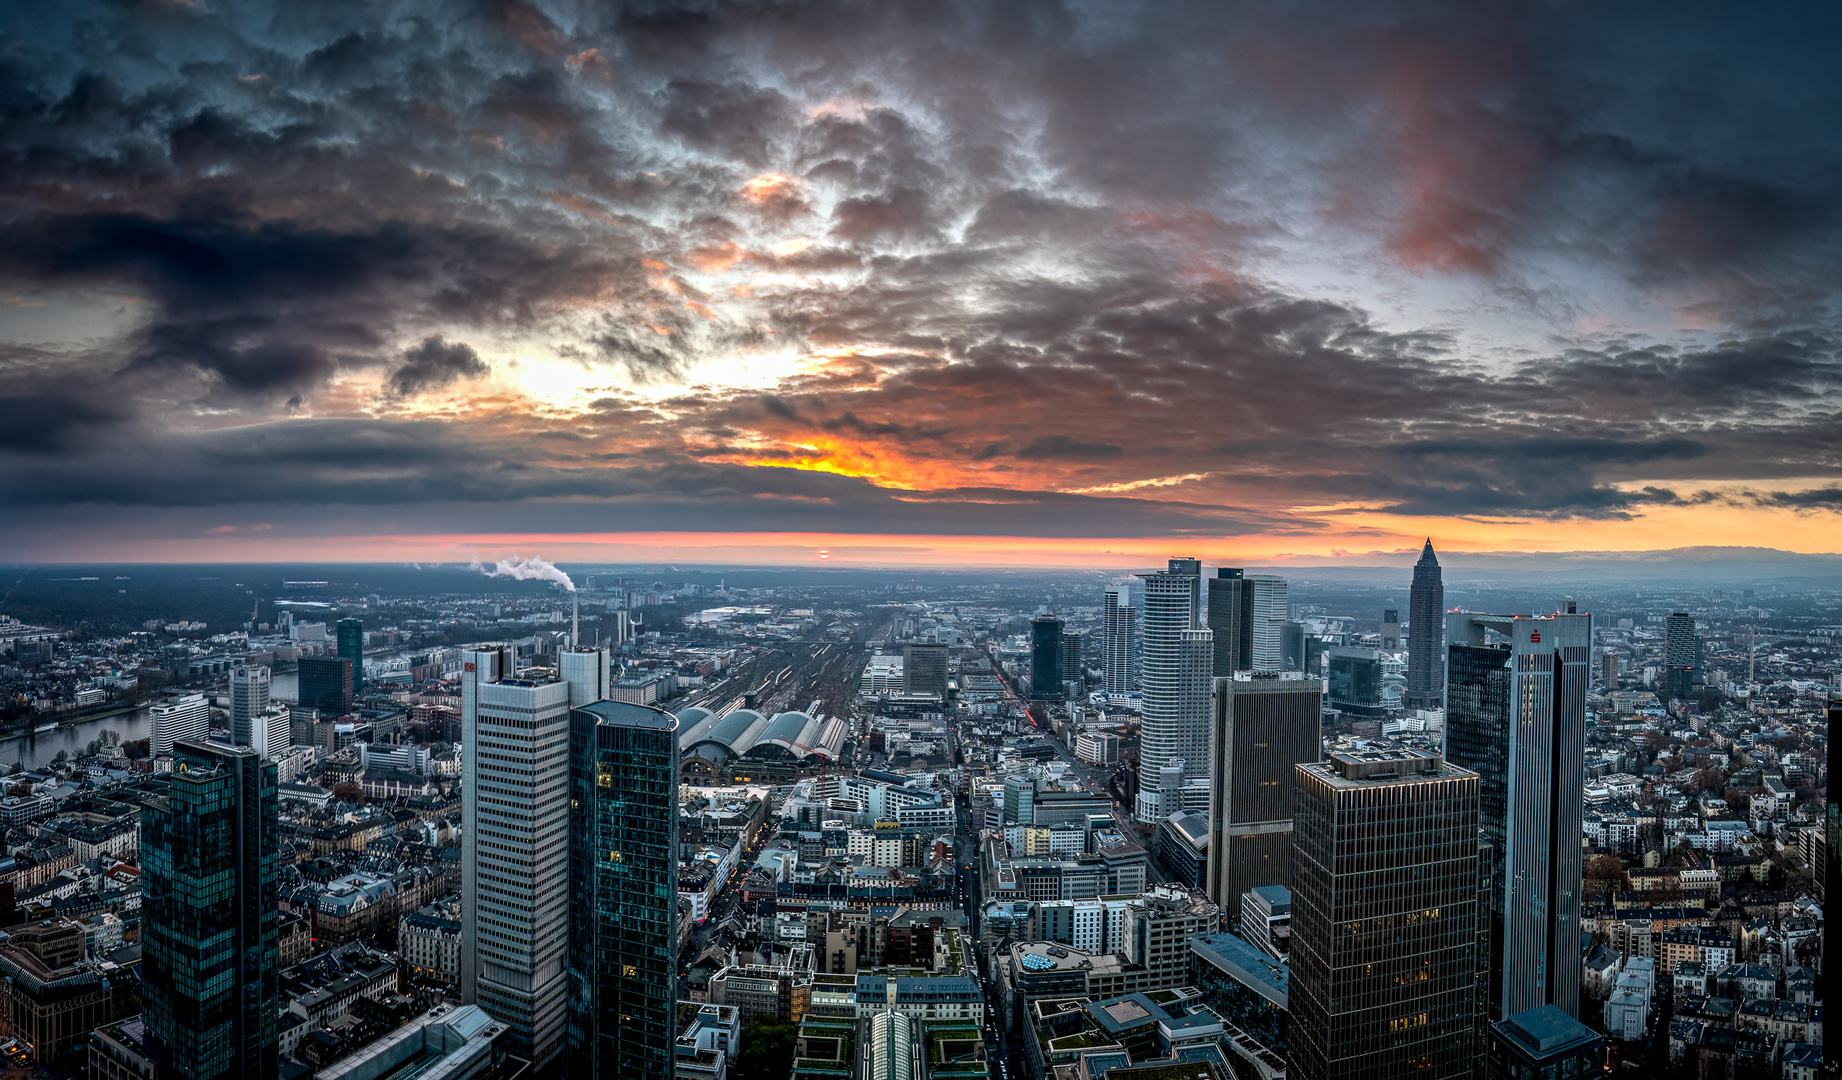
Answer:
569, 699, 680, 1080
336, 617, 364, 697
1031, 614, 1065, 700
1663, 611, 1698, 700
1443, 612, 1590, 1021
141, 740, 279, 1080
1206, 568, 1252, 675
298, 655, 353, 716
1103, 583, 1138, 693
1291, 750, 1481, 1080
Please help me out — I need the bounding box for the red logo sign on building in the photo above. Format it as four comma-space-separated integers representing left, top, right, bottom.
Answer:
1529, 631, 1541, 643
464, 662, 475, 672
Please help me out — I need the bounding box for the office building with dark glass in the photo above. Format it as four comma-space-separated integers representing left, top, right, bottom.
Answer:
1485, 1005, 1603, 1080
1031, 614, 1065, 700
902, 641, 950, 699
298, 654, 354, 716
141, 740, 279, 1080
569, 699, 680, 1080
1290, 750, 1481, 1080
1443, 611, 1590, 1022
336, 617, 364, 697
1662, 611, 1698, 700
1206, 568, 1253, 675
1206, 672, 1322, 925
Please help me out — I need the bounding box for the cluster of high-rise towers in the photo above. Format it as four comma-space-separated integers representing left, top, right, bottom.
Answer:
1097, 543, 1597, 1076
137, 636, 682, 1079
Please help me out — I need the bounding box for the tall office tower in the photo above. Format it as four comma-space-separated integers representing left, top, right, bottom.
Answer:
460, 646, 575, 1068
142, 740, 279, 1080
1136, 558, 1203, 822
1103, 583, 1139, 693
1206, 672, 1323, 924
1380, 608, 1402, 649
568, 700, 680, 1078
298, 655, 354, 716
231, 663, 269, 727
336, 617, 364, 697
1600, 649, 1618, 691
1326, 648, 1385, 718
560, 645, 612, 711
903, 642, 951, 698
1031, 615, 1065, 700
1248, 576, 1289, 669
1405, 539, 1445, 709
1003, 774, 1036, 826
149, 691, 209, 754
1174, 628, 1216, 778
1281, 621, 1305, 669
1060, 631, 1085, 692
1444, 611, 1591, 1021
1663, 612, 1698, 700
1291, 750, 1481, 1080
1206, 568, 1253, 675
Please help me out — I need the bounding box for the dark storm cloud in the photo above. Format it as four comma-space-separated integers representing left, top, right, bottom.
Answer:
0, 0, 1839, 543
388, 336, 490, 397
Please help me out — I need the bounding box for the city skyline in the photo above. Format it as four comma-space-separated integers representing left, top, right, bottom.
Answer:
3, 4, 1841, 567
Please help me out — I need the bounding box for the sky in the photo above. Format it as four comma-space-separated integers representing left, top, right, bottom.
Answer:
2, 0, 1840, 569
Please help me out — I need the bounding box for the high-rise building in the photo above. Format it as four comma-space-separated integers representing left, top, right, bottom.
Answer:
1484, 1005, 1604, 1080
1405, 540, 1445, 709
1136, 558, 1203, 822
1206, 672, 1322, 924
298, 655, 354, 716
568, 699, 680, 1078
1326, 648, 1385, 718
1281, 620, 1305, 670
560, 646, 613, 711
1103, 583, 1139, 694
1248, 576, 1288, 670
1444, 611, 1590, 1021
1003, 774, 1036, 826
1600, 649, 1618, 691
903, 642, 950, 698
142, 740, 279, 1080
1290, 750, 1481, 1080
1173, 628, 1215, 776
1031, 615, 1065, 700
1206, 569, 1253, 675
1060, 631, 1084, 692
148, 692, 209, 755
460, 645, 586, 1068
336, 618, 364, 697
1380, 608, 1402, 649
1663, 612, 1698, 700
231, 663, 269, 726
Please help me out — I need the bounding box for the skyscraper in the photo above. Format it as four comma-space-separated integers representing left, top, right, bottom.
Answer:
569, 699, 680, 1079
1248, 576, 1288, 670
1207, 672, 1323, 924
1206, 569, 1253, 675
1031, 614, 1065, 700
298, 655, 354, 716
149, 691, 209, 754
1290, 749, 1481, 1080
1405, 540, 1445, 709
460, 645, 575, 1068
903, 642, 950, 698
336, 618, 364, 697
1103, 583, 1139, 694
1136, 558, 1203, 822
1444, 611, 1590, 1021
141, 740, 279, 1080
1060, 630, 1084, 692
1663, 612, 1698, 700
231, 664, 291, 759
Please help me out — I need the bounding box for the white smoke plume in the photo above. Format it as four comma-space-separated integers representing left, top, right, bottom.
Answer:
468, 551, 575, 592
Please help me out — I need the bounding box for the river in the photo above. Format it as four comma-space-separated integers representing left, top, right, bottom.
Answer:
0, 708, 151, 772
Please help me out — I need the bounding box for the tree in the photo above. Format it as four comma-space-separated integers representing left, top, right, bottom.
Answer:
122, 739, 149, 761
51, 749, 68, 765
1585, 855, 1630, 904
331, 781, 364, 805
730, 1017, 797, 1080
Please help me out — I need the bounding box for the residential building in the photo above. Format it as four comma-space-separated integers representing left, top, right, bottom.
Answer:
1662, 613, 1697, 701
1103, 583, 1138, 694
1290, 750, 1481, 1080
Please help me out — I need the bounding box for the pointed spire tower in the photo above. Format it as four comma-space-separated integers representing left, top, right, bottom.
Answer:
1405, 539, 1445, 709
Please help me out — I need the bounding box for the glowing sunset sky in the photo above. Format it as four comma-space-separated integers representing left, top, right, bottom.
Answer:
2, 1, 1840, 567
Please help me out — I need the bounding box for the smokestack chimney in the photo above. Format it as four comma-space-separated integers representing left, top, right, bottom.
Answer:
573, 594, 580, 650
